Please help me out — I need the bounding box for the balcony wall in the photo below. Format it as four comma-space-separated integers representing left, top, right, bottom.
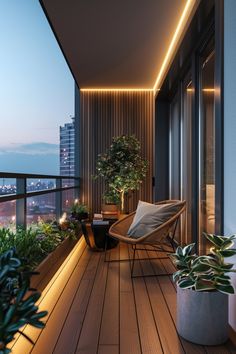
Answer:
79, 91, 154, 214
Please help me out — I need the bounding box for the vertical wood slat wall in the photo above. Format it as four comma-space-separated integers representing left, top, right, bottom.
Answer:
80, 91, 154, 214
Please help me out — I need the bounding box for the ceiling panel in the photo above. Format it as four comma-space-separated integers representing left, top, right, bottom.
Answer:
41, 0, 188, 88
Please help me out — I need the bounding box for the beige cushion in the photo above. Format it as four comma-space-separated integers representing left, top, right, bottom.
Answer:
127, 200, 183, 239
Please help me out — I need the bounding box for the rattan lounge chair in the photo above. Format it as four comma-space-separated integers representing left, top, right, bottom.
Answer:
105, 199, 186, 277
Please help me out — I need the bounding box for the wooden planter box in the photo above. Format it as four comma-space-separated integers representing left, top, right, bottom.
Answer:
31, 237, 78, 292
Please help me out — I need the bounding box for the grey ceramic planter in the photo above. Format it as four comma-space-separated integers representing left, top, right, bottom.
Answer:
177, 286, 228, 345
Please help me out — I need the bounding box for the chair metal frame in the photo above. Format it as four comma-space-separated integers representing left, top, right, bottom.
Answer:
104, 200, 186, 278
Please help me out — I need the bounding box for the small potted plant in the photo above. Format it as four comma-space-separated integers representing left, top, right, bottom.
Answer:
70, 199, 89, 221
169, 233, 236, 345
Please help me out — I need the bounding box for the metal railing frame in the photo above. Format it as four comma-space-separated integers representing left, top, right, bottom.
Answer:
0, 172, 80, 228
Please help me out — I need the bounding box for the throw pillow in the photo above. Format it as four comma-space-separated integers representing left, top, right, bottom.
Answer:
127, 200, 183, 239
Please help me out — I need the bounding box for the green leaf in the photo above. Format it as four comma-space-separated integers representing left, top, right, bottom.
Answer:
219, 249, 236, 257
182, 243, 195, 256
203, 233, 224, 247
191, 262, 211, 273
200, 274, 214, 281
195, 281, 215, 291
8, 258, 21, 268
221, 263, 234, 270
215, 277, 231, 286
221, 239, 234, 250
215, 284, 235, 294
3, 304, 17, 326
173, 270, 185, 282
178, 279, 195, 289
215, 275, 231, 280
176, 246, 183, 256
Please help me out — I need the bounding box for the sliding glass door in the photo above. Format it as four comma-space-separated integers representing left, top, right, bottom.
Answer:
199, 44, 215, 253
181, 76, 193, 245
169, 92, 180, 201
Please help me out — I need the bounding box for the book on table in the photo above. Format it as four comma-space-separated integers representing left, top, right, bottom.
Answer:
92, 220, 109, 225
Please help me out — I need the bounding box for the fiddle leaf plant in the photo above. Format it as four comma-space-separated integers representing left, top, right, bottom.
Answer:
0, 249, 47, 353
169, 233, 236, 294
94, 135, 148, 213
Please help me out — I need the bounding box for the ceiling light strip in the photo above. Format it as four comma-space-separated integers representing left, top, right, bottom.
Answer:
80, 88, 153, 92
153, 0, 197, 94
81, 0, 197, 94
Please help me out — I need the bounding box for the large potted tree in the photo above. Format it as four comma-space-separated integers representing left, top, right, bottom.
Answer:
169, 233, 236, 345
95, 135, 148, 213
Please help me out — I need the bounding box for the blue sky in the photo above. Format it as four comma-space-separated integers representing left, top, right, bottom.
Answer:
0, 0, 74, 174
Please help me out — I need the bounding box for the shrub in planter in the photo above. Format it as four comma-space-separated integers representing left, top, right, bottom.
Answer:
0, 220, 66, 270
59, 212, 82, 238
0, 249, 47, 353
169, 233, 236, 345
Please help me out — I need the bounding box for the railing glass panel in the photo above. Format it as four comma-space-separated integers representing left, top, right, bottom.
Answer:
27, 193, 56, 225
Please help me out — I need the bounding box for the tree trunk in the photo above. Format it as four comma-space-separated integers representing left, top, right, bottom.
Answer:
120, 190, 125, 213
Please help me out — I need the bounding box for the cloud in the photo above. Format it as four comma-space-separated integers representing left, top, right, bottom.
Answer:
0, 142, 58, 155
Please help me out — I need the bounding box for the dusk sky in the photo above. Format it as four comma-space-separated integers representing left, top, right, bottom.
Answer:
0, 0, 74, 174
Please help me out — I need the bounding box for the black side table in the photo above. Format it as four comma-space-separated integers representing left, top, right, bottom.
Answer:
81, 220, 119, 251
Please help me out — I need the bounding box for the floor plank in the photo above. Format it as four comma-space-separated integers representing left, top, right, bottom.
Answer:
120, 244, 142, 354
99, 245, 119, 346
131, 248, 164, 354
75, 253, 109, 354
98, 345, 119, 354
138, 249, 185, 354
53, 251, 101, 354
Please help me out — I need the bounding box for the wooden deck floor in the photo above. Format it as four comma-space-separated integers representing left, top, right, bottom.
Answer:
11, 237, 236, 354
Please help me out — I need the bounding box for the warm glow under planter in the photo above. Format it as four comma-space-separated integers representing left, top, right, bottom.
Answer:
177, 286, 228, 345
31, 236, 78, 292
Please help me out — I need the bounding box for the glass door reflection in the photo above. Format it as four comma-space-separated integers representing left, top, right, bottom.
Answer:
199, 48, 215, 253
181, 78, 193, 245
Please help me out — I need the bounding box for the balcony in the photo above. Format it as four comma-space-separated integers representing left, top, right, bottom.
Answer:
2, 0, 236, 353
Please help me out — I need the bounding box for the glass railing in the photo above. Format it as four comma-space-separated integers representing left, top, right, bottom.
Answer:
0, 172, 79, 229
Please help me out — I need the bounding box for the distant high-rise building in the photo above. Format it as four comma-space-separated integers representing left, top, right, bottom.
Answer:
60, 118, 75, 176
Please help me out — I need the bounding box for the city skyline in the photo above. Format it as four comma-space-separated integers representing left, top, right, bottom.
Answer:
0, 0, 74, 175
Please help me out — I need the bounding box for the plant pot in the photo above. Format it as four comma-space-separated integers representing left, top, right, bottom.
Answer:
101, 203, 120, 220
101, 203, 119, 213
177, 286, 228, 345
71, 212, 89, 221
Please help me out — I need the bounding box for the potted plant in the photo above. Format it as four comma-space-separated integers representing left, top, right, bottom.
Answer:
70, 200, 89, 221
101, 189, 120, 214
95, 135, 148, 213
0, 249, 47, 353
169, 233, 236, 345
